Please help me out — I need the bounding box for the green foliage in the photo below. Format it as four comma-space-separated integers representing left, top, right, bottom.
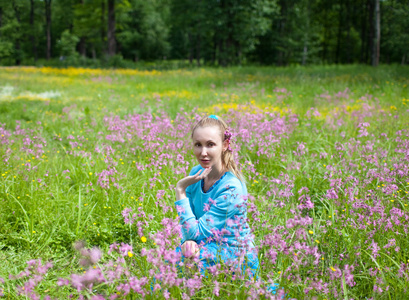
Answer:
0, 7, 20, 63
117, 0, 171, 61
0, 0, 408, 65
169, 0, 277, 65
103, 53, 126, 67
0, 39, 13, 59
381, 0, 409, 63
58, 30, 80, 57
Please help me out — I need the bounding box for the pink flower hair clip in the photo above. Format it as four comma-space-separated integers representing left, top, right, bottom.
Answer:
224, 129, 233, 151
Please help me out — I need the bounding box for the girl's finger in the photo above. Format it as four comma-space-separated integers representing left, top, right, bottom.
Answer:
201, 167, 211, 175
194, 168, 210, 179
194, 169, 203, 177
185, 244, 190, 256
193, 169, 207, 179
193, 244, 200, 258
192, 244, 199, 258
201, 168, 211, 178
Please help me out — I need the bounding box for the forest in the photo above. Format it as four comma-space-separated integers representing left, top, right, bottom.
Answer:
0, 0, 408, 67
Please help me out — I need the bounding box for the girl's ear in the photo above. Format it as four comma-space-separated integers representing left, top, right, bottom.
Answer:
223, 139, 229, 152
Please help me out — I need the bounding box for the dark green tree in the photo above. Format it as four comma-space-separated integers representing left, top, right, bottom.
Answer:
72, 0, 105, 58
44, 0, 52, 60
381, 0, 409, 64
118, 0, 171, 61
0, 0, 22, 64
0, 0, 408, 65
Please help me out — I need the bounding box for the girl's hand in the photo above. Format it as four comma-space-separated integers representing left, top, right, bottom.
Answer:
175, 168, 211, 200
181, 240, 200, 259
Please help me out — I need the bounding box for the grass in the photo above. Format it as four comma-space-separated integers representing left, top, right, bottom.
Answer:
0, 64, 408, 299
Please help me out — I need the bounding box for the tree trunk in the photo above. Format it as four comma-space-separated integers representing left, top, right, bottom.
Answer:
346, 0, 351, 63
302, 45, 308, 65
107, 0, 116, 56
335, 1, 343, 64
322, 26, 328, 63
29, 0, 38, 61
79, 37, 86, 57
402, 55, 406, 65
367, 0, 374, 64
226, 36, 232, 66
101, 1, 106, 55
360, 0, 367, 63
218, 39, 225, 67
211, 36, 217, 65
277, 0, 286, 66
0, 7, 2, 63
225, 18, 232, 66
196, 35, 201, 67
79, 0, 86, 57
188, 33, 193, 64
302, 2, 310, 65
225, 0, 233, 66
236, 41, 242, 65
45, 0, 52, 60
12, 1, 21, 65
372, 0, 380, 66
321, 2, 328, 63
218, 0, 228, 66
196, 0, 201, 66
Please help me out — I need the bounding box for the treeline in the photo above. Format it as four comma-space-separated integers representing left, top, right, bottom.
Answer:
0, 0, 408, 67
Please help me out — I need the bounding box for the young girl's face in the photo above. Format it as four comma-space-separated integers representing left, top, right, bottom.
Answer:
192, 126, 226, 169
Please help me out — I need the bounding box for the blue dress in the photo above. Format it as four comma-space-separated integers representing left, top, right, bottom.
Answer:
174, 165, 259, 278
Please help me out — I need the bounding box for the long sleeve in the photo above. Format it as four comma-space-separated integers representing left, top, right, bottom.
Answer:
175, 185, 244, 243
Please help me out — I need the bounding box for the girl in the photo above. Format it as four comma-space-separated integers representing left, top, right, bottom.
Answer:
174, 115, 258, 278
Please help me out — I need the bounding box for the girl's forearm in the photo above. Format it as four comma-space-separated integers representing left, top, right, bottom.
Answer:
175, 185, 187, 201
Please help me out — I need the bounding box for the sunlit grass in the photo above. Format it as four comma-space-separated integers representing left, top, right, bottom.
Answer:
0, 65, 408, 299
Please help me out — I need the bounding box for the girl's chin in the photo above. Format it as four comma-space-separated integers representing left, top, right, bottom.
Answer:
199, 161, 212, 167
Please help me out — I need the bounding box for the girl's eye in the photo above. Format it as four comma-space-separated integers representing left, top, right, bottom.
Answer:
194, 143, 201, 147
208, 143, 215, 147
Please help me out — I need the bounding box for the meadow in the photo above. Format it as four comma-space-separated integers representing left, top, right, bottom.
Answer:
0, 65, 408, 299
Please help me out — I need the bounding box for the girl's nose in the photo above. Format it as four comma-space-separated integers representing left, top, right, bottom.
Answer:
201, 147, 208, 156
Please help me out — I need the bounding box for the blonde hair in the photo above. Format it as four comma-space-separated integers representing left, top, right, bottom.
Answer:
191, 116, 245, 182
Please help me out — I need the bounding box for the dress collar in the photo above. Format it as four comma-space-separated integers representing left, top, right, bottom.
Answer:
201, 172, 227, 194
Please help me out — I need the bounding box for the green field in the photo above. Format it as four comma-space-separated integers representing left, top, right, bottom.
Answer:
0, 65, 409, 299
